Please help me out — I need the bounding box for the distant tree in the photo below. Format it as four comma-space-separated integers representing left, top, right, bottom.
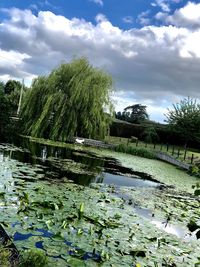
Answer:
165, 97, 200, 147
4, 80, 21, 95
115, 110, 131, 122
115, 104, 149, 124
142, 126, 159, 143
115, 111, 122, 120
4, 80, 23, 115
0, 81, 4, 92
0, 90, 11, 140
20, 58, 114, 141
123, 104, 149, 124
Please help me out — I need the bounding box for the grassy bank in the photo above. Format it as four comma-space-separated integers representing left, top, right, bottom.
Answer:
106, 136, 200, 165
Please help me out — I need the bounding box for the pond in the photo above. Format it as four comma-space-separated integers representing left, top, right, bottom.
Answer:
1, 140, 160, 188
0, 138, 200, 267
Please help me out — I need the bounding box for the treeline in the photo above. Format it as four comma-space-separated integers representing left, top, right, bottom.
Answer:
112, 97, 200, 149
110, 119, 185, 146
0, 80, 23, 141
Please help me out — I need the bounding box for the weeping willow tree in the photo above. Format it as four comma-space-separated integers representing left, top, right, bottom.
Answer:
20, 58, 114, 141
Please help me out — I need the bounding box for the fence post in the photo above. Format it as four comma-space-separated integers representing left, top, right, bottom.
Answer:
136, 140, 138, 147
191, 154, 194, 164
177, 149, 180, 158
154, 143, 156, 149
166, 143, 169, 152
184, 149, 187, 160
160, 144, 163, 151
172, 146, 174, 156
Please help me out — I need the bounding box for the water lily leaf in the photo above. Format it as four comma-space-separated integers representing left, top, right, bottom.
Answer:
66, 257, 87, 267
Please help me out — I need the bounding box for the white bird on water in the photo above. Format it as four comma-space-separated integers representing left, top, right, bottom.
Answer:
75, 138, 85, 144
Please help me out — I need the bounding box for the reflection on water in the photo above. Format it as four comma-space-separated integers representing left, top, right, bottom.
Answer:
0, 139, 160, 188
151, 220, 197, 241
96, 172, 159, 187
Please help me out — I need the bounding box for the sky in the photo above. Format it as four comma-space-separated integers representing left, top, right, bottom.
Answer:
0, 0, 200, 122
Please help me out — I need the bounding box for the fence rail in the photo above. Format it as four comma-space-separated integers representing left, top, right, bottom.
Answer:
156, 152, 190, 170
132, 140, 199, 165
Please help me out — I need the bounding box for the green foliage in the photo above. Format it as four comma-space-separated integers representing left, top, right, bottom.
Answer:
6, 87, 21, 115
142, 126, 159, 143
20, 58, 114, 141
19, 249, 48, 267
116, 104, 149, 124
0, 90, 12, 141
0, 81, 4, 91
115, 144, 156, 159
165, 97, 200, 146
0, 79, 24, 142
4, 80, 21, 95
0, 245, 10, 267
189, 165, 200, 176
189, 162, 200, 180
191, 183, 200, 196
78, 203, 84, 220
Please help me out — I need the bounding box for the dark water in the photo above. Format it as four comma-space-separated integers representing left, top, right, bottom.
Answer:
0, 138, 161, 188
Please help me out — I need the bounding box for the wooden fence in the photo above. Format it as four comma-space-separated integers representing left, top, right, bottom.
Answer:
128, 139, 199, 165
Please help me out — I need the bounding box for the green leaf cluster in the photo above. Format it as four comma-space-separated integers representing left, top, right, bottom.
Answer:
115, 143, 156, 159
165, 97, 200, 146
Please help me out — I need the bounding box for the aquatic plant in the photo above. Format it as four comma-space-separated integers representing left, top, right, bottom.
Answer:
1, 142, 200, 266
78, 203, 84, 220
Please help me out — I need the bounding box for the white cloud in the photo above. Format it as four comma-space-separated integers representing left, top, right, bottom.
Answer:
1, 5, 200, 121
40, 0, 58, 9
166, 1, 200, 28
153, 0, 170, 12
137, 10, 151, 25
123, 16, 134, 24
89, 0, 103, 7
155, 11, 168, 21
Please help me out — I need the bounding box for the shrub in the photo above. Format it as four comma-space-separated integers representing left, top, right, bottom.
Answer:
0, 246, 10, 267
142, 127, 159, 143
189, 165, 200, 176
115, 144, 156, 159
19, 249, 48, 267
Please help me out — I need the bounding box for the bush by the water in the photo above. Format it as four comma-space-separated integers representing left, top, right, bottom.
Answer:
19, 249, 48, 267
0, 245, 10, 267
189, 164, 200, 179
115, 144, 156, 159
